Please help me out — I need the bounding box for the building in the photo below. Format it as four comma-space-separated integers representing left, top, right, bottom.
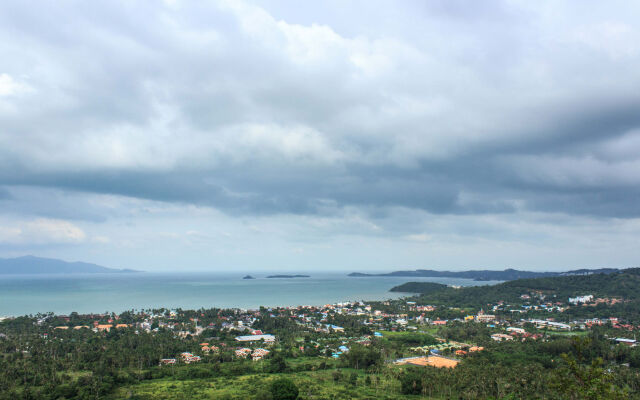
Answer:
235, 334, 276, 342
529, 319, 571, 330
180, 352, 201, 363
235, 348, 252, 358
252, 348, 270, 361
491, 333, 514, 342
614, 338, 637, 346
326, 324, 345, 332
96, 324, 112, 332
568, 295, 594, 305
475, 310, 496, 323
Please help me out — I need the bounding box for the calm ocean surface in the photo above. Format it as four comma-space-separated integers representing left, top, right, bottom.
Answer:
0, 272, 501, 316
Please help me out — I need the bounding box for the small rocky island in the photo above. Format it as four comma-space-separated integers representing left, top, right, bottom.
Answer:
266, 274, 310, 278
242, 275, 256, 279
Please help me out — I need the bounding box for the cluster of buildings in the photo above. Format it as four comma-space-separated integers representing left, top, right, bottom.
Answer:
29, 290, 638, 370
235, 347, 271, 361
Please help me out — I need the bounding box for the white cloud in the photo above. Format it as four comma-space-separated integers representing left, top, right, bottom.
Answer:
0, 218, 86, 245
404, 233, 431, 242
0, 73, 30, 96
1, 1, 640, 270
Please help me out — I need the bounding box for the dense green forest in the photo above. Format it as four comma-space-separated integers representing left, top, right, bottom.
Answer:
389, 282, 448, 294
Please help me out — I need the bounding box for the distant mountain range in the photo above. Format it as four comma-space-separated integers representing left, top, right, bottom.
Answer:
348, 268, 621, 281
0, 256, 140, 274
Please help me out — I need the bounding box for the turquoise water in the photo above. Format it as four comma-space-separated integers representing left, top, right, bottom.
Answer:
0, 272, 501, 316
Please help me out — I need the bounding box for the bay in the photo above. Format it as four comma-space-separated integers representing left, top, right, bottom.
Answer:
0, 272, 501, 316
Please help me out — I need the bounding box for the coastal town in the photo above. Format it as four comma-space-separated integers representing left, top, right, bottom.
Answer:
2, 268, 640, 399
19, 288, 636, 370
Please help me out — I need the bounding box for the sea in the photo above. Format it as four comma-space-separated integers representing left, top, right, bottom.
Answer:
0, 272, 501, 316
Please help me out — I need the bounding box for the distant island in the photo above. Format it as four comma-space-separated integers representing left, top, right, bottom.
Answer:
349, 267, 621, 281
0, 256, 140, 274
242, 275, 256, 280
266, 274, 310, 279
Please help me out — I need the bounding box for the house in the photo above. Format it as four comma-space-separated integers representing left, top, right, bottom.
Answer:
180, 352, 201, 364
506, 327, 526, 334
326, 324, 345, 332
476, 310, 496, 322
432, 320, 448, 325
185, 355, 201, 363
159, 358, 176, 366
568, 295, 594, 305
235, 348, 252, 358
252, 348, 270, 360
491, 333, 514, 342
96, 324, 113, 332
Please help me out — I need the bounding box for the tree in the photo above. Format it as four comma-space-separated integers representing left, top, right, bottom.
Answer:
268, 352, 288, 373
399, 368, 423, 395
349, 372, 358, 386
270, 377, 299, 400
551, 338, 627, 400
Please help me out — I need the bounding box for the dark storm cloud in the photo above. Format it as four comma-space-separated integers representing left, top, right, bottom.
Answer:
1, 0, 640, 223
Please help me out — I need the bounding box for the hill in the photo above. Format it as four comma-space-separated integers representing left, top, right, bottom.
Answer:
389, 281, 449, 294
0, 256, 139, 274
400, 268, 640, 307
349, 267, 621, 281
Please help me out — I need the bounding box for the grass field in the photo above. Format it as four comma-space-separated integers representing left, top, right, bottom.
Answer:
108, 367, 427, 399
377, 328, 438, 337
546, 330, 590, 336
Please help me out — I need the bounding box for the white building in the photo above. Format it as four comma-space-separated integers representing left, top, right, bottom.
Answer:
235, 334, 276, 342
568, 295, 594, 305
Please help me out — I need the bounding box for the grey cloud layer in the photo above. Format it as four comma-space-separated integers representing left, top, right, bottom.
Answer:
2, 0, 640, 221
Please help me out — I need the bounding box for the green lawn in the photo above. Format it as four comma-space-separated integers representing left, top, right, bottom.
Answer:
546, 330, 589, 337
378, 328, 439, 337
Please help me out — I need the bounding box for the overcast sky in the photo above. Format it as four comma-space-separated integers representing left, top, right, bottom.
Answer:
1, 0, 639, 272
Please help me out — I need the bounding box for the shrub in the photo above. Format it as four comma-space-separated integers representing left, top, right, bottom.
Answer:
270, 377, 299, 400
